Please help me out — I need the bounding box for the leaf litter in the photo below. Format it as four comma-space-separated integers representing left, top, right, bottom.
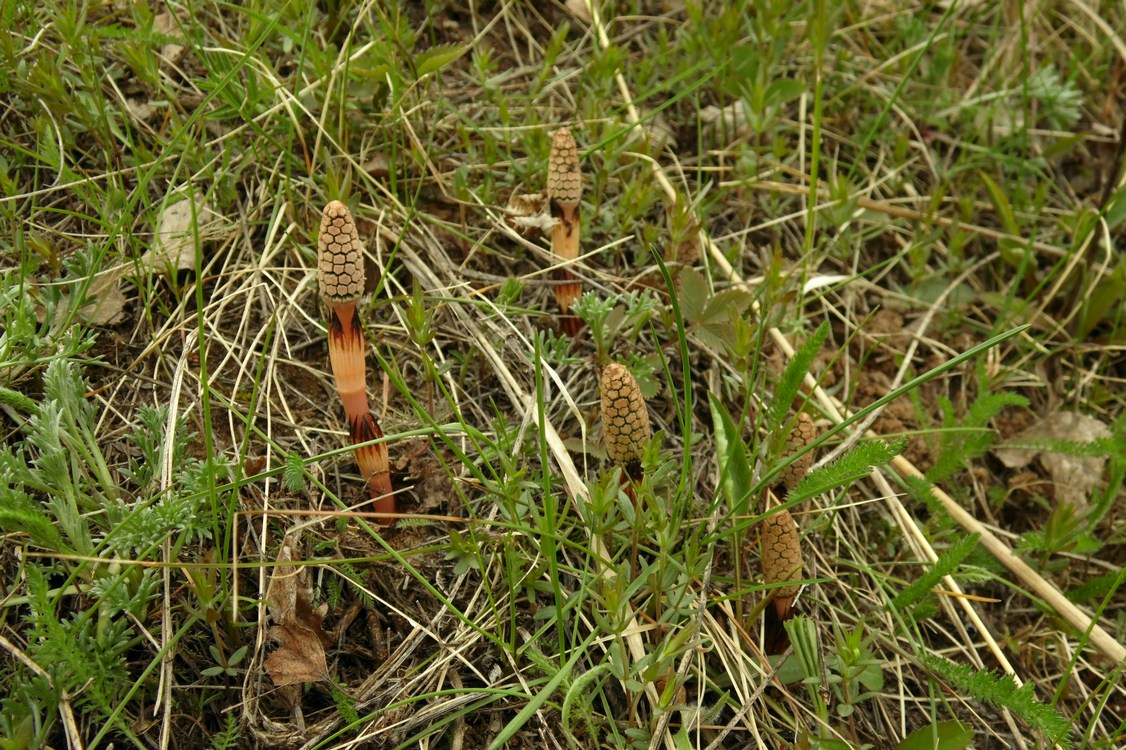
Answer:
993, 410, 1113, 509
263, 535, 331, 687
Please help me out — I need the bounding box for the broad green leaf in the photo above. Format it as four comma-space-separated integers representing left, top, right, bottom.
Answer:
417, 43, 464, 77
810, 740, 854, 750
1105, 184, 1126, 230
677, 267, 709, 322
766, 78, 806, 106
1076, 257, 1125, 338
979, 171, 1018, 234
979, 171, 1027, 267
708, 394, 752, 515
700, 287, 754, 324
351, 63, 392, 81
898, 721, 974, 750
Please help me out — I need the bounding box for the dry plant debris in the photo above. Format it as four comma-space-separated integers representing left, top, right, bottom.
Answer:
547, 127, 583, 334
39, 192, 221, 327
993, 410, 1113, 509
599, 362, 650, 482
318, 200, 394, 518
146, 193, 219, 275
263, 537, 330, 687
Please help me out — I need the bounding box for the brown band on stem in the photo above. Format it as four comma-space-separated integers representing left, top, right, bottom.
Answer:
623, 458, 644, 484
553, 269, 583, 334
548, 128, 582, 326
327, 305, 366, 410
349, 411, 393, 511
318, 200, 394, 522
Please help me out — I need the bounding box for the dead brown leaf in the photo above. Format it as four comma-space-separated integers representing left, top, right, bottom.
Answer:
141, 194, 220, 275
152, 10, 183, 37
263, 536, 330, 687
39, 266, 130, 327
700, 101, 751, 139
363, 151, 391, 179
563, 0, 592, 24
153, 10, 187, 65
263, 623, 329, 686
74, 271, 129, 326
37, 193, 221, 327
993, 411, 1112, 509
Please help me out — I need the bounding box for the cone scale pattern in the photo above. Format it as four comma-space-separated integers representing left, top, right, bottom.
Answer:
547, 128, 581, 210
600, 363, 650, 480
319, 200, 366, 303
777, 411, 816, 493
760, 508, 803, 620
548, 128, 582, 333
316, 200, 394, 521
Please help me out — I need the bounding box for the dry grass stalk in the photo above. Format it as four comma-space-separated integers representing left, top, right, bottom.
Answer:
777, 411, 816, 493
547, 127, 583, 334
318, 200, 394, 519
600, 363, 650, 483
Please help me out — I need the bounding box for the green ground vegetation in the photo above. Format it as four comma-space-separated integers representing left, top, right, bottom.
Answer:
1, 1, 1125, 748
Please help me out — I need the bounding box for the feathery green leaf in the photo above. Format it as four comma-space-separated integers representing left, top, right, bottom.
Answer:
920, 653, 1072, 748
767, 321, 829, 437
891, 533, 980, 611
787, 438, 906, 503
928, 390, 1027, 482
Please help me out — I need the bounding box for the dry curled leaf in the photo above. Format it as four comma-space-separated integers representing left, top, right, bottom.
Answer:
141, 194, 220, 275
362, 151, 390, 179
563, 0, 592, 24
153, 10, 188, 65
700, 101, 752, 138
73, 272, 129, 326
993, 411, 1112, 509
41, 193, 221, 327
263, 622, 329, 686
505, 191, 553, 236
35, 266, 129, 327
263, 537, 329, 687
